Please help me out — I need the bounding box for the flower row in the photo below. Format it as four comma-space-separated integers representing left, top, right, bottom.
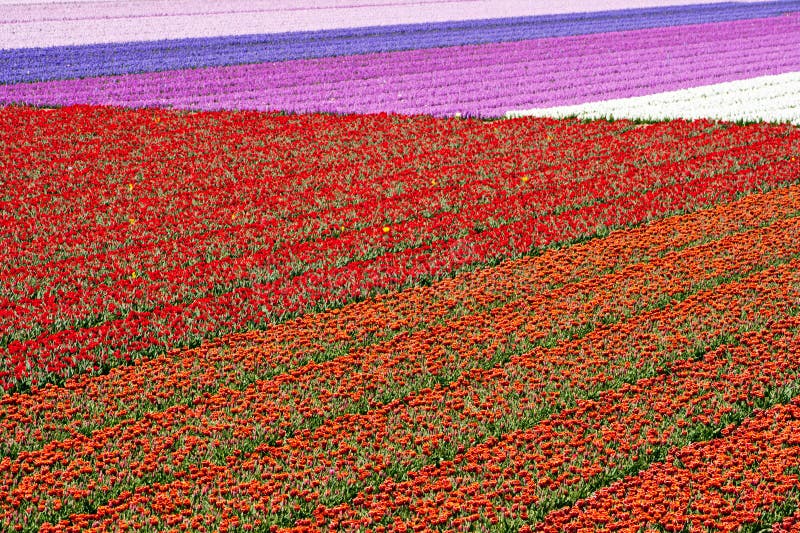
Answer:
3, 14, 799, 117
3, 119, 777, 338
2, 106, 798, 392
508, 71, 800, 125
5, 1, 789, 84
4, 182, 796, 452
2, 181, 799, 530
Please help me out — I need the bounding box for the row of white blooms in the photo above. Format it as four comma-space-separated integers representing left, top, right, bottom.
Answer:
505, 72, 800, 125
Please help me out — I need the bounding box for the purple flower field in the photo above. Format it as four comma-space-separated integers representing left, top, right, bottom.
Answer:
2, 10, 799, 117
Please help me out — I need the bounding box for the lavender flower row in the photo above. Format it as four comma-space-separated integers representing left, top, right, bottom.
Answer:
2, 13, 799, 118
3, 0, 790, 50
3, 0, 799, 85
0, 0, 773, 24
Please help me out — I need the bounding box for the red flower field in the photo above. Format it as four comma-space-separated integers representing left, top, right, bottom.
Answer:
1, 105, 800, 531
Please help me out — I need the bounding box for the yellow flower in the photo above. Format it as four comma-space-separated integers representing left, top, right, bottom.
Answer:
130, 271, 137, 279
129, 217, 136, 224
521, 175, 529, 183
382, 226, 391, 233
431, 179, 437, 186
128, 183, 133, 192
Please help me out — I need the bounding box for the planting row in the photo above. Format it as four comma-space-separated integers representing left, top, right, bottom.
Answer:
3, 181, 797, 453
2, 180, 799, 531
3, 1, 797, 84
538, 397, 800, 531
2, 181, 795, 453
507, 71, 800, 125
3, 14, 799, 116
2, 117, 778, 328
324, 303, 800, 531
2, 106, 799, 391
2, 0, 779, 50
0, 110, 693, 263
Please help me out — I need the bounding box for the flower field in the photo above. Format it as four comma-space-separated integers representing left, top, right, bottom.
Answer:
3, 106, 799, 392
3, 0, 800, 531
507, 72, 800, 124
3, 1, 800, 117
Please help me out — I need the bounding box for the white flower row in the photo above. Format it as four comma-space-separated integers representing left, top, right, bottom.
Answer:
505, 71, 800, 125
